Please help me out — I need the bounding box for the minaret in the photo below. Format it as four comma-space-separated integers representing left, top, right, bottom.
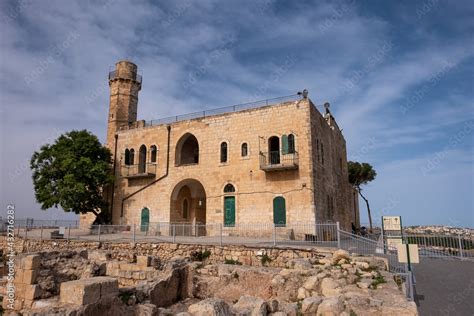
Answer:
106, 60, 142, 149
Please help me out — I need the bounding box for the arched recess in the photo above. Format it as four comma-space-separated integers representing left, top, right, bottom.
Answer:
138, 145, 147, 173
175, 133, 199, 165
170, 178, 207, 236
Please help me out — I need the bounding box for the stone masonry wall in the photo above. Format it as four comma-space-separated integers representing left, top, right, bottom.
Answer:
309, 105, 358, 231
6, 239, 331, 270
112, 99, 316, 227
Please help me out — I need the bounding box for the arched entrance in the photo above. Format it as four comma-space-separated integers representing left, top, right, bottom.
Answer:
170, 179, 206, 236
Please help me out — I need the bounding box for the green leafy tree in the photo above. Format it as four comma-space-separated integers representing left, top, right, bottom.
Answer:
347, 161, 377, 232
30, 130, 113, 223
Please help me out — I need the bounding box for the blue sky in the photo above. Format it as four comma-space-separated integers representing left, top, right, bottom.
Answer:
0, 0, 473, 227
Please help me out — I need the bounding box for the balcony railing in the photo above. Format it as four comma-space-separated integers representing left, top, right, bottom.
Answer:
121, 163, 156, 178
108, 70, 142, 84
259, 151, 299, 171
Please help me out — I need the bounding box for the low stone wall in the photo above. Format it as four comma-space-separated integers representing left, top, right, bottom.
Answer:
3, 238, 331, 269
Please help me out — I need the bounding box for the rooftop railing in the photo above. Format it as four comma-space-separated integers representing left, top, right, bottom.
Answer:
145, 94, 303, 127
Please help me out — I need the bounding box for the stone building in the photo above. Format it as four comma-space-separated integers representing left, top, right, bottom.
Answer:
98, 60, 359, 233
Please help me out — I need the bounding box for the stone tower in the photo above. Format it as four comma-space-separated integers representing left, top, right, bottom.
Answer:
106, 60, 142, 148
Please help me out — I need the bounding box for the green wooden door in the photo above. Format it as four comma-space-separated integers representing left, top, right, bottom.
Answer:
224, 196, 235, 226
273, 197, 286, 226
140, 207, 150, 231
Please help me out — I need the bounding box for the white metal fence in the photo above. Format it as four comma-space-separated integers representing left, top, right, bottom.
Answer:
10, 222, 339, 246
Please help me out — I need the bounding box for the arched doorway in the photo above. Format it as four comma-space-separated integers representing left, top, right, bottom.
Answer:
176, 133, 199, 165
273, 197, 286, 226
140, 207, 150, 231
268, 136, 280, 164
170, 179, 206, 236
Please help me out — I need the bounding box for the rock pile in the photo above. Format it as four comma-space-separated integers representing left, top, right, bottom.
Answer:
1, 248, 417, 316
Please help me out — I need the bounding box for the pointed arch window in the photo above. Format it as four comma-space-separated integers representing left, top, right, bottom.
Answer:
288, 134, 295, 154
129, 149, 135, 165
125, 149, 131, 165
220, 142, 228, 163
138, 145, 147, 173
241, 143, 248, 157
150, 145, 157, 163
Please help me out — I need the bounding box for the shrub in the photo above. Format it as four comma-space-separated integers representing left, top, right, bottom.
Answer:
260, 254, 272, 266
224, 258, 242, 265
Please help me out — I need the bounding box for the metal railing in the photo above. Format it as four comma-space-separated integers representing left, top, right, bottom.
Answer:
145, 94, 302, 127
108, 70, 142, 84
404, 234, 473, 259
0, 219, 79, 231
12, 222, 339, 246
120, 163, 157, 177
259, 151, 299, 170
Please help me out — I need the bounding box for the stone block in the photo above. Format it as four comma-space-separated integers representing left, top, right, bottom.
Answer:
88, 250, 111, 262
22, 255, 41, 270
59, 277, 118, 306
22, 269, 39, 285
24, 284, 42, 300
137, 256, 151, 268
99, 277, 119, 298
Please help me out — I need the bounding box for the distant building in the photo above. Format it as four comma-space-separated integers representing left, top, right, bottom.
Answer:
83, 60, 359, 232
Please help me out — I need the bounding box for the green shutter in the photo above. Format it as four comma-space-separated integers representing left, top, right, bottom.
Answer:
273, 197, 286, 226
282, 135, 289, 154
140, 207, 150, 232
224, 197, 235, 226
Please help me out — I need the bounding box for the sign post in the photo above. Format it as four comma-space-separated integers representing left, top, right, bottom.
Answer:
382, 215, 403, 254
